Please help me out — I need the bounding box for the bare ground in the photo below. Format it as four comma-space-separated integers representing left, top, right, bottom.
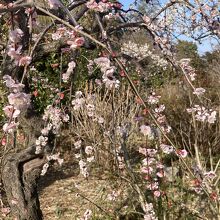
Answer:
1, 159, 130, 220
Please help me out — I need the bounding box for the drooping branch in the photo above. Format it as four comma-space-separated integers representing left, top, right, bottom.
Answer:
0, 2, 34, 14
68, 0, 87, 11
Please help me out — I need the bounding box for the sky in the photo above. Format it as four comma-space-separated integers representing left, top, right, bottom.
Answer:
120, 0, 133, 9
119, 0, 219, 55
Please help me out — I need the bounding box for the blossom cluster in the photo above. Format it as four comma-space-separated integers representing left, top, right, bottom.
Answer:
35, 105, 69, 154
7, 28, 31, 66
86, 0, 122, 12
187, 105, 216, 124
104, 12, 120, 20
139, 146, 187, 199
147, 93, 188, 158
74, 140, 95, 178
62, 61, 76, 82
143, 202, 158, 220
193, 87, 206, 96
161, 144, 187, 158
141, 0, 219, 50
79, 57, 120, 89
43, 105, 69, 132
147, 92, 171, 134
180, 58, 217, 124
86, 0, 112, 12
121, 41, 151, 60
37, 105, 68, 175
179, 58, 197, 81
161, 1, 219, 39
3, 75, 31, 133
139, 147, 163, 198
93, 57, 120, 89
72, 91, 85, 110
190, 168, 218, 196
139, 93, 170, 140
41, 153, 64, 176
25, 7, 38, 28
142, 16, 173, 58
147, 93, 161, 105
139, 91, 188, 197
51, 26, 85, 50
140, 125, 155, 140
71, 90, 115, 177
121, 41, 168, 69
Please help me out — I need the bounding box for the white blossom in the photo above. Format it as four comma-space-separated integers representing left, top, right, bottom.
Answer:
74, 140, 82, 149
193, 88, 206, 96
140, 125, 154, 140
160, 144, 174, 154
85, 146, 93, 155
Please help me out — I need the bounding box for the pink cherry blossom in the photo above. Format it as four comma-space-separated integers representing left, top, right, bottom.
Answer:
1, 207, 10, 217
62, 61, 76, 82
8, 93, 31, 110
72, 98, 85, 110
74, 140, 82, 149
85, 146, 93, 155
141, 166, 153, 174
207, 111, 217, 124
147, 93, 161, 105
87, 156, 94, 162
18, 56, 32, 66
7, 46, 21, 64
1, 138, 7, 146
204, 171, 216, 180
139, 147, 147, 155
3, 75, 15, 87
74, 37, 85, 47
140, 125, 154, 140
193, 88, 206, 96
176, 149, 188, 158
160, 144, 174, 154
147, 182, 159, 190
156, 171, 164, 178
3, 122, 18, 133
41, 163, 49, 176
48, 0, 61, 9
154, 190, 161, 197
86, 0, 111, 12
94, 57, 110, 69
9, 28, 23, 43
3, 105, 20, 118
67, 37, 85, 50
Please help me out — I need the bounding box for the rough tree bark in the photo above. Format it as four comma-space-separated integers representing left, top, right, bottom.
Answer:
2, 147, 46, 220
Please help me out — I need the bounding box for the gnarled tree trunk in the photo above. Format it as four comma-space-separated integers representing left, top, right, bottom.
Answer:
2, 146, 46, 220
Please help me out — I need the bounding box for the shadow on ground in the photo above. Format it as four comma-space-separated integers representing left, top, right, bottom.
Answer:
38, 160, 79, 193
